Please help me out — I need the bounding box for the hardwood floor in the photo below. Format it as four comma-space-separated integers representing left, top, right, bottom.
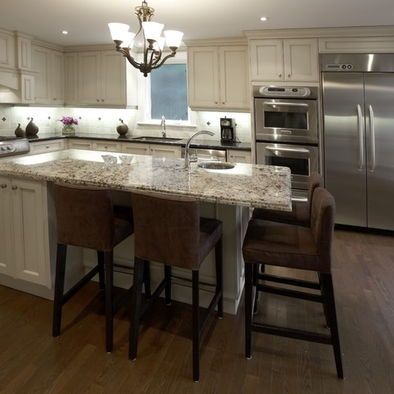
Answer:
1, 229, 394, 393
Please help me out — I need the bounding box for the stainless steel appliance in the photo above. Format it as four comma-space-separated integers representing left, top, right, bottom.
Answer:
256, 142, 319, 190
220, 117, 236, 144
254, 85, 319, 144
0, 137, 30, 158
321, 53, 394, 230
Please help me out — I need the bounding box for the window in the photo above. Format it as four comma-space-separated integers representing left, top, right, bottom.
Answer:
150, 63, 188, 121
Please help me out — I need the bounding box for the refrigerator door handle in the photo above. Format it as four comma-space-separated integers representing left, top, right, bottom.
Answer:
357, 104, 365, 170
368, 104, 376, 172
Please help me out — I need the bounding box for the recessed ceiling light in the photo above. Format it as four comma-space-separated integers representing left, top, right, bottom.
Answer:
62, 30, 68, 35
260, 16, 269, 22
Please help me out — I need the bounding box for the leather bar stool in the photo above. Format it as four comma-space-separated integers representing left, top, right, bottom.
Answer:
129, 192, 223, 382
52, 184, 148, 353
242, 187, 343, 378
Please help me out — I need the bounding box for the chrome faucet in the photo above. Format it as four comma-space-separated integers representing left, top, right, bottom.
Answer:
161, 116, 166, 138
184, 130, 215, 169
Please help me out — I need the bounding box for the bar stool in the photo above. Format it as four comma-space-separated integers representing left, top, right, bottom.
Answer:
52, 184, 143, 353
129, 192, 223, 382
242, 187, 343, 378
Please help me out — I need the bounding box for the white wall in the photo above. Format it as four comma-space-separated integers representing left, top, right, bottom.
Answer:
0, 105, 252, 142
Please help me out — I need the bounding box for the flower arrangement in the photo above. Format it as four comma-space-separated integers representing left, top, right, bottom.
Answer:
59, 116, 78, 126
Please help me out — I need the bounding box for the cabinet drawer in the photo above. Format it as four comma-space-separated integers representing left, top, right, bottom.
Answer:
150, 144, 182, 159
29, 140, 65, 154
68, 140, 93, 150
94, 141, 121, 152
121, 143, 150, 155
227, 150, 251, 164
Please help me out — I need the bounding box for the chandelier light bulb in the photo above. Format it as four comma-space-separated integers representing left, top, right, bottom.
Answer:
108, 23, 130, 42
164, 30, 184, 49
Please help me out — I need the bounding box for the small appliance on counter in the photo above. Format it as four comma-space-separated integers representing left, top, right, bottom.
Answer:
220, 117, 236, 144
0, 137, 30, 157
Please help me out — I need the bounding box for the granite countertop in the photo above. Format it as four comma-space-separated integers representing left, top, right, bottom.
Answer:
0, 149, 291, 211
26, 133, 252, 151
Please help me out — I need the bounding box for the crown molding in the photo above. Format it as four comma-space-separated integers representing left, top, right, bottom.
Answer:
63, 43, 114, 53
184, 37, 247, 47
244, 25, 394, 39
32, 39, 64, 52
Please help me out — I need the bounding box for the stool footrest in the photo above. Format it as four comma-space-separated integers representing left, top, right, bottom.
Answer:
200, 290, 221, 337
256, 284, 322, 303
62, 265, 100, 305
141, 278, 166, 317
251, 322, 332, 344
257, 273, 320, 290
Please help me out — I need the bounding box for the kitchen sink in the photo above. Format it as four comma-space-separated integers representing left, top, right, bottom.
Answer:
198, 162, 235, 170
132, 136, 183, 143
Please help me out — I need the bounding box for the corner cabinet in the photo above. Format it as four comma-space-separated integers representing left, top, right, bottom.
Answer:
250, 38, 318, 82
188, 45, 250, 111
0, 176, 51, 287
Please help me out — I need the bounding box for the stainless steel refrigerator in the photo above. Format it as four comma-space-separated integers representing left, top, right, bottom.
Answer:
321, 53, 394, 230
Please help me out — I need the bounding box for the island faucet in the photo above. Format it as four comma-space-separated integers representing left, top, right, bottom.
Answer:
184, 130, 215, 169
161, 116, 166, 138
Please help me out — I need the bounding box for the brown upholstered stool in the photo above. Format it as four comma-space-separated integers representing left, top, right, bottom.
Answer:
52, 184, 141, 353
129, 192, 223, 382
242, 187, 343, 378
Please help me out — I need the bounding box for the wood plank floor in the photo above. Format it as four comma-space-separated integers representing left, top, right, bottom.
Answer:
1, 229, 394, 393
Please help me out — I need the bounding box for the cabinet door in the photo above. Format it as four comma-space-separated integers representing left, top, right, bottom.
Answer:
64, 53, 78, 104
20, 74, 35, 104
284, 39, 318, 82
50, 50, 64, 104
32, 46, 50, 104
249, 40, 284, 81
29, 140, 65, 155
12, 179, 50, 287
94, 141, 121, 152
68, 139, 93, 150
77, 52, 101, 105
0, 30, 16, 69
219, 46, 249, 110
227, 149, 251, 164
150, 144, 182, 158
121, 143, 150, 155
100, 51, 126, 106
188, 47, 220, 108
0, 177, 13, 276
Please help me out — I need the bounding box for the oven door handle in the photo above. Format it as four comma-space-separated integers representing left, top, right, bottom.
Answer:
356, 104, 365, 170
264, 102, 310, 108
265, 146, 310, 155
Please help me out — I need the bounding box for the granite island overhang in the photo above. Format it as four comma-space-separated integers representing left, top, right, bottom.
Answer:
0, 149, 292, 314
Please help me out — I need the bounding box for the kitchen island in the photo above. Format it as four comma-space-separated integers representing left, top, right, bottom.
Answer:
0, 150, 291, 313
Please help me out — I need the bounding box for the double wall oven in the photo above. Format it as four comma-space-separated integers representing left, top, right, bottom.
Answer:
254, 86, 319, 191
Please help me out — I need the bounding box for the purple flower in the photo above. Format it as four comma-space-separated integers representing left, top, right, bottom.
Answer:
59, 116, 78, 126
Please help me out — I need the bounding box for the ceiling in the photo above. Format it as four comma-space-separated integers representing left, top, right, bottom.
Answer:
1, 0, 394, 46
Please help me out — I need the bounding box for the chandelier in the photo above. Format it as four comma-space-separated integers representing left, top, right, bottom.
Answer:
108, 1, 184, 77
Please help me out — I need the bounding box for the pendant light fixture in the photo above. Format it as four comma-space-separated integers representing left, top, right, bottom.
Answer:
108, 1, 184, 77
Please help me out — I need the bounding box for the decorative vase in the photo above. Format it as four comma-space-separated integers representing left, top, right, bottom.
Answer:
14, 123, 25, 138
116, 119, 129, 136
25, 118, 39, 137
62, 124, 76, 136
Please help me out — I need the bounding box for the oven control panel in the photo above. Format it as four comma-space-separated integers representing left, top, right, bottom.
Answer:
254, 86, 318, 99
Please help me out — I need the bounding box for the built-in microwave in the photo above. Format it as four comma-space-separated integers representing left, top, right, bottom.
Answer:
254, 86, 319, 144
256, 142, 319, 190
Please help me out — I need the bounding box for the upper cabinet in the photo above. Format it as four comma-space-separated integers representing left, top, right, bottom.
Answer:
250, 38, 318, 82
65, 50, 136, 107
188, 45, 249, 111
0, 29, 16, 69
32, 45, 64, 105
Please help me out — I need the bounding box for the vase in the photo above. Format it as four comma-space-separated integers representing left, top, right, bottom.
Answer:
62, 124, 75, 136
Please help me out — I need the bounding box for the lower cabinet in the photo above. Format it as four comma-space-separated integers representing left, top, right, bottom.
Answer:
29, 139, 65, 155
68, 139, 94, 150
93, 141, 121, 152
227, 149, 252, 164
121, 143, 150, 155
0, 176, 50, 287
149, 144, 182, 159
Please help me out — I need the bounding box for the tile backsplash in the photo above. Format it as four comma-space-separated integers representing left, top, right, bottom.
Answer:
0, 105, 252, 142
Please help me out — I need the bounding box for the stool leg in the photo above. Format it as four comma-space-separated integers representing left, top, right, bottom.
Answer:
245, 263, 254, 359
253, 264, 259, 315
192, 270, 200, 382
215, 237, 223, 318
97, 251, 105, 290
104, 251, 114, 353
321, 273, 344, 379
164, 265, 172, 305
319, 273, 330, 327
129, 258, 145, 360
143, 261, 151, 299
52, 244, 67, 337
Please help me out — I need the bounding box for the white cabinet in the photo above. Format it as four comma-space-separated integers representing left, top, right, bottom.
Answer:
150, 144, 182, 158
250, 38, 318, 82
64, 53, 78, 104
0, 176, 50, 287
188, 45, 249, 111
68, 139, 94, 150
227, 149, 251, 164
121, 143, 150, 155
0, 29, 16, 69
93, 141, 121, 152
29, 139, 65, 155
77, 52, 101, 105
100, 51, 126, 106
32, 45, 64, 105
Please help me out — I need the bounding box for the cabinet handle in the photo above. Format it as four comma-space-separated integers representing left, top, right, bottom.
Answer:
288, 74, 291, 78
222, 101, 225, 104
53, 98, 57, 101
101, 99, 104, 102
12, 185, 17, 190
215, 101, 218, 104
1, 184, 7, 189
96, 99, 100, 102
278, 74, 282, 78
